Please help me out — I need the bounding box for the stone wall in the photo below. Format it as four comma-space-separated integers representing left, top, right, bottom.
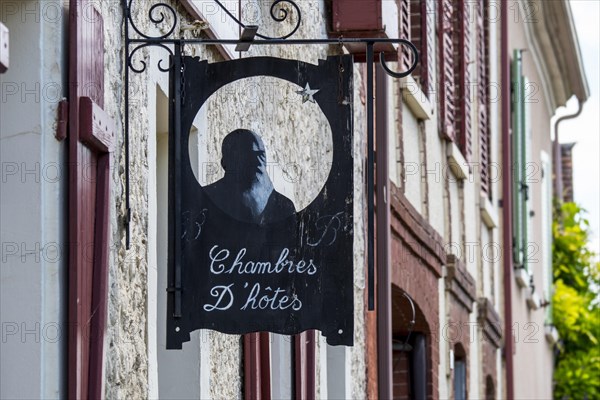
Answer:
100, 0, 367, 398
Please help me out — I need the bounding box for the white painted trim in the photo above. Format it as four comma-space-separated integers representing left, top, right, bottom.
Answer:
526, 291, 541, 310
522, 4, 559, 116
184, 0, 239, 59
515, 268, 530, 288
544, 325, 559, 345
480, 194, 498, 229
400, 75, 433, 120
446, 142, 470, 180
146, 80, 159, 400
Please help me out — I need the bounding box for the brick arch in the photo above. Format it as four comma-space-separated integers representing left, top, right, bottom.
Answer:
391, 285, 431, 336
454, 342, 467, 359
390, 285, 438, 400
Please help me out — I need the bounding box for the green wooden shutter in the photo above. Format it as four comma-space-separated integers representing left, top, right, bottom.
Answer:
511, 49, 528, 271
522, 76, 530, 272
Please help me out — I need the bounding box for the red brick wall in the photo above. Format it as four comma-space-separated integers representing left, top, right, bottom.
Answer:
390, 186, 443, 399
392, 350, 411, 399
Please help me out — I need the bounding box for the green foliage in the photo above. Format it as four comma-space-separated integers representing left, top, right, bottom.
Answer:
552, 202, 600, 399
553, 280, 599, 350
553, 347, 600, 400
552, 202, 599, 292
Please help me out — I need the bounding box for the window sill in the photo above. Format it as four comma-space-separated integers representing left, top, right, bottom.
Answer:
514, 267, 530, 288
545, 325, 559, 345
526, 291, 541, 310
446, 142, 470, 180
400, 75, 433, 120
480, 194, 498, 229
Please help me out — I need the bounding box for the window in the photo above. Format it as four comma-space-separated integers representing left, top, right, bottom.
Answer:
454, 356, 467, 400
392, 333, 427, 400
151, 86, 215, 399
438, 0, 472, 161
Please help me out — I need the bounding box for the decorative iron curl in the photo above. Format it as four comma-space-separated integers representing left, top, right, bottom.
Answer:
379, 40, 419, 78
128, 43, 174, 73
214, 0, 301, 40
400, 292, 416, 350
257, 0, 301, 39
127, 0, 177, 40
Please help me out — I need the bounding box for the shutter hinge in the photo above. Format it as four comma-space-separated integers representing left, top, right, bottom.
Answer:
80, 97, 116, 153
520, 182, 529, 201
56, 99, 68, 141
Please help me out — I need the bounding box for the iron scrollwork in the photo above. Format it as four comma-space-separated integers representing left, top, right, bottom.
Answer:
124, 0, 176, 73
213, 0, 302, 40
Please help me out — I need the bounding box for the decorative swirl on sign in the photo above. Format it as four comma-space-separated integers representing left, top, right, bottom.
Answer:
213, 0, 301, 40
258, 0, 302, 39
127, 0, 177, 40
379, 40, 419, 78
128, 43, 174, 73
306, 212, 345, 247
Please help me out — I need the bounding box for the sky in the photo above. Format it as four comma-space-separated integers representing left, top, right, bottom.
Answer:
554, 0, 600, 258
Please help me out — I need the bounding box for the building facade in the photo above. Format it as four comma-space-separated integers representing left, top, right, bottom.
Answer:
0, 0, 587, 399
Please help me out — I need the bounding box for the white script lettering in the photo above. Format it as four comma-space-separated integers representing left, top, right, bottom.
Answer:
203, 284, 235, 311
208, 245, 317, 276
240, 283, 302, 311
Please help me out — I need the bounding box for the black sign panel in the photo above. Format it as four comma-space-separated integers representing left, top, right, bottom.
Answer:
167, 55, 354, 348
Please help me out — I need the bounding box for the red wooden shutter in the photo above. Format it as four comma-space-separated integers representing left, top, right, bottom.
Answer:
295, 331, 316, 400
454, 0, 472, 161
244, 333, 272, 399
438, 0, 455, 140
477, 0, 491, 197
399, 0, 412, 72
68, 1, 114, 398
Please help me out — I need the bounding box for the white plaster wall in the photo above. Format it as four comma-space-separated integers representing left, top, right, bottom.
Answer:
448, 180, 461, 253
425, 114, 446, 236
463, 175, 478, 279
508, 8, 556, 400
402, 106, 422, 213
0, 1, 66, 398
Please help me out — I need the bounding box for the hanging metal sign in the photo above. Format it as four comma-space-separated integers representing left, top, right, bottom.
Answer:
166, 55, 355, 348
122, 0, 418, 350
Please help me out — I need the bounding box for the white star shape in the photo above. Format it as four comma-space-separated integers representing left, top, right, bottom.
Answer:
296, 83, 320, 103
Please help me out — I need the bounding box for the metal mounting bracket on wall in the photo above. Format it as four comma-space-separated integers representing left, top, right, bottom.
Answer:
122, 0, 418, 311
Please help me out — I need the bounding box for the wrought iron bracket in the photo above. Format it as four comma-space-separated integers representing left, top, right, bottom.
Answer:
122, 0, 419, 312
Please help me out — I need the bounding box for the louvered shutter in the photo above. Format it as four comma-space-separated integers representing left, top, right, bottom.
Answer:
455, 0, 472, 161
438, 0, 455, 140
68, 1, 114, 398
511, 49, 528, 270
426, 0, 435, 96
477, 0, 491, 197
410, 0, 429, 95
400, 0, 412, 72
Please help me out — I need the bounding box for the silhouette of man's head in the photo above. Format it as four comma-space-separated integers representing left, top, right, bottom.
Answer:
221, 129, 268, 187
